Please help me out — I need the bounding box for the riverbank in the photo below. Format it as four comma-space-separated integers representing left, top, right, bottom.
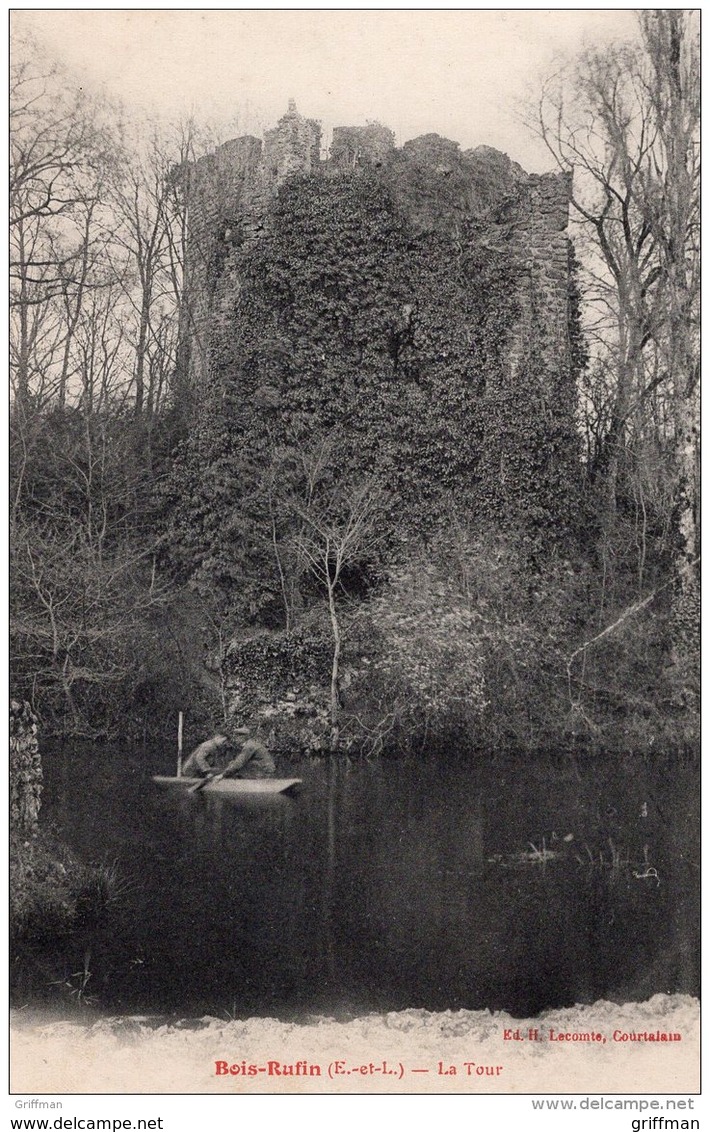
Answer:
11, 994, 698, 1094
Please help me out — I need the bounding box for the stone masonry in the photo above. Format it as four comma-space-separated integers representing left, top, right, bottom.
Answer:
494, 171, 573, 380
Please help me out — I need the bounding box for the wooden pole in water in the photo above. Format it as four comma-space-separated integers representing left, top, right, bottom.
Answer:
177, 711, 184, 777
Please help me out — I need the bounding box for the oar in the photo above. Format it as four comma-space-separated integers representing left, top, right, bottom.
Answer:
188, 771, 225, 795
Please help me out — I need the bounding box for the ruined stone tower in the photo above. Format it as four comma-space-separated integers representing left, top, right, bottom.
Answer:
180, 102, 572, 397
181, 101, 321, 387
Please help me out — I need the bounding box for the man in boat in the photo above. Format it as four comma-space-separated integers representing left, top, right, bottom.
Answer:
182, 726, 275, 781
181, 733, 231, 778
220, 724, 276, 779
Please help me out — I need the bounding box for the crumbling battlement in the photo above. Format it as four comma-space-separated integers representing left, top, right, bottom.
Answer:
264, 98, 321, 180
331, 122, 396, 169
182, 101, 572, 390
183, 102, 321, 384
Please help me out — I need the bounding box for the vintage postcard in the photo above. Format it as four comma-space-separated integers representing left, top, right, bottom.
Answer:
9, 9, 699, 1104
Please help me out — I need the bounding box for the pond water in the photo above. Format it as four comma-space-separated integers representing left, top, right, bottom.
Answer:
35, 744, 698, 1021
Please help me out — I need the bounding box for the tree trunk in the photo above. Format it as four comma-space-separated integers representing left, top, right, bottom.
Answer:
134, 296, 149, 419
326, 579, 341, 752
649, 11, 699, 686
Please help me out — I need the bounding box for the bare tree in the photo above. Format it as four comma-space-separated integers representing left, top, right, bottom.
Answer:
533, 11, 699, 699
535, 14, 698, 524
637, 12, 700, 605
294, 475, 382, 751
10, 413, 168, 733
111, 128, 173, 421
108, 115, 221, 439
10, 38, 122, 409
535, 14, 698, 615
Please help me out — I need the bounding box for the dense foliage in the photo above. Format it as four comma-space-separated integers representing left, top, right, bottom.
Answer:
9, 17, 699, 753
166, 173, 582, 606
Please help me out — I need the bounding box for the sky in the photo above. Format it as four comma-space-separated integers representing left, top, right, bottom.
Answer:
11, 9, 640, 173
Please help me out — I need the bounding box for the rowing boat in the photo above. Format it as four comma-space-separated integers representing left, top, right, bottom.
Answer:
152, 775, 302, 796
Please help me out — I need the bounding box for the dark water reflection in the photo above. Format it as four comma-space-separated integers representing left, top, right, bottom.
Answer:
37, 745, 698, 1020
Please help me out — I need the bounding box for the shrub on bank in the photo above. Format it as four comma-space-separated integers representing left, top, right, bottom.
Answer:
10, 831, 116, 949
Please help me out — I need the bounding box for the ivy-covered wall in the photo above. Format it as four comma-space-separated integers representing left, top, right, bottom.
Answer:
183, 104, 574, 395
166, 103, 583, 626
